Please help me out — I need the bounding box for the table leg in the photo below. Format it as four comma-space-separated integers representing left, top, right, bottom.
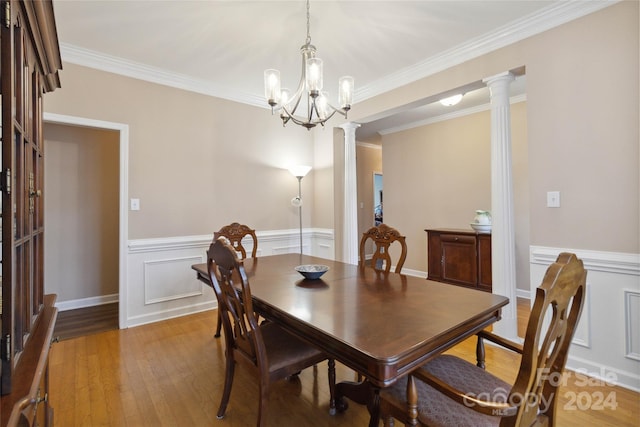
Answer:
335, 378, 381, 426
328, 359, 337, 415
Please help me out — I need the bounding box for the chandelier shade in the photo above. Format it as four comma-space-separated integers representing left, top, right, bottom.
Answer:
264, 0, 353, 130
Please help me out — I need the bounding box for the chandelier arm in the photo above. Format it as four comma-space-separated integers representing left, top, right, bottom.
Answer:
324, 101, 349, 118
282, 101, 347, 126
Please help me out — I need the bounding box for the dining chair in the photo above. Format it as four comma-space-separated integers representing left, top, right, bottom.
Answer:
359, 223, 407, 274
212, 222, 258, 337
214, 222, 258, 259
375, 252, 587, 427
207, 237, 335, 427
356, 223, 407, 383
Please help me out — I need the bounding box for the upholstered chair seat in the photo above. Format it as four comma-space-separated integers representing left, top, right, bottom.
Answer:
380, 354, 512, 427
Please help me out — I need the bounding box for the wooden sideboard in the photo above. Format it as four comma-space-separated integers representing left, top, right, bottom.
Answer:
425, 228, 492, 292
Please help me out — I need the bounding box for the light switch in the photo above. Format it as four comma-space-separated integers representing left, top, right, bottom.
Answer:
546, 191, 560, 208
130, 198, 140, 211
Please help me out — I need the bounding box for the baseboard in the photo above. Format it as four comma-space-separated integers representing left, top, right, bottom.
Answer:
55, 293, 119, 311
126, 301, 216, 328
516, 288, 531, 300
566, 354, 640, 393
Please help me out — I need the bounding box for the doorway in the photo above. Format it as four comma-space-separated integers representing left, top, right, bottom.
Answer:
373, 172, 383, 225
43, 113, 129, 329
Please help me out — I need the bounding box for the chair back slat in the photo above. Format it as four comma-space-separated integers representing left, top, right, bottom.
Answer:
507, 252, 586, 426
207, 237, 265, 366
359, 224, 407, 274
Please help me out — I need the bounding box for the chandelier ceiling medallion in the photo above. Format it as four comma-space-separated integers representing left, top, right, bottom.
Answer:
264, 0, 354, 130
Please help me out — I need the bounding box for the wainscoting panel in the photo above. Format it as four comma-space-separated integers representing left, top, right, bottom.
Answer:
530, 247, 640, 392
126, 229, 334, 328
143, 256, 204, 304
625, 289, 640, 361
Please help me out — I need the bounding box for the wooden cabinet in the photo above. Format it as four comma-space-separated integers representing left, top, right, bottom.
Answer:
1, 1, 62, 425
426, 229, 492, 292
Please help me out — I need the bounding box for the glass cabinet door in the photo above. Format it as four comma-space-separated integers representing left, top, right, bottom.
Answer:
1, 0, 59, 395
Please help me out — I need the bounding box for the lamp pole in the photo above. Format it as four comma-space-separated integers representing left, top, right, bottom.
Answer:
289, 165, 312, 255
296, 176, 303, 254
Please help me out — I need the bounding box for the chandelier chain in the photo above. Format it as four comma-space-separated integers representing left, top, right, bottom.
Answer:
305, 0, 311, 45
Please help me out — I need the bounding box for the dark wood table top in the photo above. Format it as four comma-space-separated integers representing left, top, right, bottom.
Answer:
192, 253, 508, 388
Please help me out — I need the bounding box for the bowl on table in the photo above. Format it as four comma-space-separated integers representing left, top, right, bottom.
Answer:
295, 264, 329, 280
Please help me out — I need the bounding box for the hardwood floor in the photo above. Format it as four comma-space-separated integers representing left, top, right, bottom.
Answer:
49, 300, 640, 426
53, 302, 119, 340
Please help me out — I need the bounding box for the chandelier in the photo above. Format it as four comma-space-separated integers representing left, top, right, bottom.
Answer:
264, 0, 354, 130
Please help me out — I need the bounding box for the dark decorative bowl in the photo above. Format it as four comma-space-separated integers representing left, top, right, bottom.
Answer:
295, 264, 329, 280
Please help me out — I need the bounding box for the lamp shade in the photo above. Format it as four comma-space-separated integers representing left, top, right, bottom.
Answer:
289, 165, 312, 178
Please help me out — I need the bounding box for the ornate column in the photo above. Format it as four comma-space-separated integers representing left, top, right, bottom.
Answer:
340, 122, 360, 265
483, 71, 518, 340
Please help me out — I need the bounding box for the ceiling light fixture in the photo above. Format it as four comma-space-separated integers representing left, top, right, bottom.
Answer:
439, 94, 463, 107
264, 0, 353, 130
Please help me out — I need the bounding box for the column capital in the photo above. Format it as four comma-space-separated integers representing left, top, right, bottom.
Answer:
483, 71, 515, 87
338, 122, 361, 132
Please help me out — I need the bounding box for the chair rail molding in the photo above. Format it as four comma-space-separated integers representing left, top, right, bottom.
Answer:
530, 246, 640, 392
125, 229, 334, 328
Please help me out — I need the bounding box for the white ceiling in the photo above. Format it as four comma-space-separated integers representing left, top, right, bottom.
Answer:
52, 1, 614, 138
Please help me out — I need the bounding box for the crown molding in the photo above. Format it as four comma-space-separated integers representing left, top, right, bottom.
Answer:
356, 0, 618, 102
356, 141, 382, 150
60, 43, 266, 107
379, 94, 526, 135
60, 1, 617, 107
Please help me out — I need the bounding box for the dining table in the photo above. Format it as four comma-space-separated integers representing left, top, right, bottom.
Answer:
192, 253, 509, 426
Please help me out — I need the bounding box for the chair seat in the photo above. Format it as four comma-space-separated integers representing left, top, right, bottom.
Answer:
381, 355, 512, 427
260, 322, 325, 374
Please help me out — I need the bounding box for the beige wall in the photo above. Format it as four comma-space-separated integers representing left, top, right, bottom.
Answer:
44, 64, 328, 239
44, 124, 120, 300
43, 1, 638, 267
380, 102, 529, 288
356, 143, 383, 256
349, 1, 639, 256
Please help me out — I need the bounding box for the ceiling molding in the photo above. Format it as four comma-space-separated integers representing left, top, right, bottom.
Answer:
356, 0, 617, 102
60, 43, 265, 107
60, 1, 615, 107
379, 94, 527, 136
356, 141, 382, 150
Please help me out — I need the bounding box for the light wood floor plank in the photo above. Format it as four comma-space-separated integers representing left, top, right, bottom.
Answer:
49, 302, 639, 426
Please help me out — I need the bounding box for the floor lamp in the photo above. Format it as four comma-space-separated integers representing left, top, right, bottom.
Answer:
289, 165, 312, 254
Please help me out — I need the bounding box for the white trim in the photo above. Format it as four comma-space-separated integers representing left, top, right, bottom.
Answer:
530, 246, 640, 276
58, 2, 616, 105
126, 302, 216, 329
571, 281, 592, 349
516, 288, 531, 300
55, 293, 119, 312
128, 228, 334, 254
566, 355, 640, 394
529, 246, 640, 392
44, 112, 130, 329
356, 141, 382, 150
379, 94, 526, 136
60, 43, 264, 107
357, 1, 617, 101
625, 289, 640, 361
